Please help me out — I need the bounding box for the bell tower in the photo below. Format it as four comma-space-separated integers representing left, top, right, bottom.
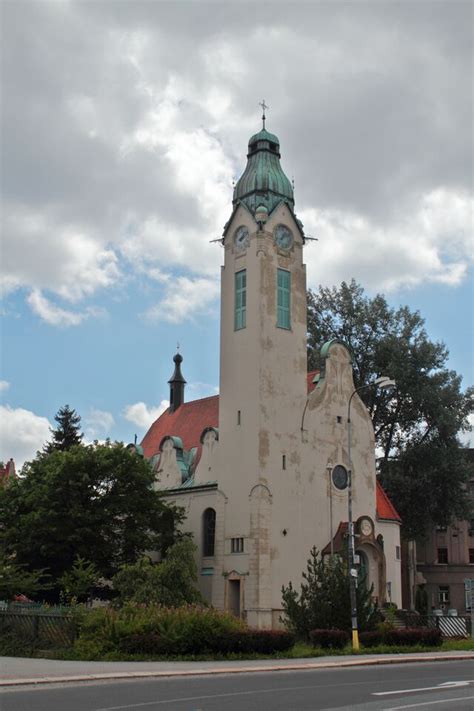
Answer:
217, 109, 308, 627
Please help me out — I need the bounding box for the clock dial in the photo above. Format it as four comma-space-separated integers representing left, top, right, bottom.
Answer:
234, 225, 250, 252
274, 224, 294, 250
332, 465, 348, 490
360, 518, 373, 537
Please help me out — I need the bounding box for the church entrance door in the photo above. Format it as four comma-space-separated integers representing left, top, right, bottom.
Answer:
228, 579, 241, 617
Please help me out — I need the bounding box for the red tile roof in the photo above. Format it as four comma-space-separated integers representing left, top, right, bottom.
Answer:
141, 375, 400, 525
376, 479, 401, 522
141, 395, 218, 459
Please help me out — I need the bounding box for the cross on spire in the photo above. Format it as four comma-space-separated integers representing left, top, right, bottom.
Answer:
259, 99, 269, 129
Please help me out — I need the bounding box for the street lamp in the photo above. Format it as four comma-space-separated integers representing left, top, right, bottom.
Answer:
347, 376, 396, 651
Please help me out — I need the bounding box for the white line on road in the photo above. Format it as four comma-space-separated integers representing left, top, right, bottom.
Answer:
385, 695, 474, 710
95, 683, 328, 710
374, 680, 473, 695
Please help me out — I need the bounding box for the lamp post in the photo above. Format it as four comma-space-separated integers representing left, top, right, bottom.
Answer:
347, 376, 396, 651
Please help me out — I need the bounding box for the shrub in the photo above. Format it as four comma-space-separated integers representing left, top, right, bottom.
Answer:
242, 630, 296, 654
385, 627, 442, 647
74, 604, 245, 657
309, 629, 349, 649
359, 630, 383, 648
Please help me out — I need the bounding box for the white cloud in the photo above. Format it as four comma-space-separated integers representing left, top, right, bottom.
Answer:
0, 405, 51, 470
123, 400, 169, 429
83, 408, 115, 440
145, 276, 220, 323
2, 210, 120, 302
27, 290, 96, 327
0, 381, 10, 393
301, 188, 473, 292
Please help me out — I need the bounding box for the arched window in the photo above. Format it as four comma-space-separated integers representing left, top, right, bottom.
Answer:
203, 508, 216, 557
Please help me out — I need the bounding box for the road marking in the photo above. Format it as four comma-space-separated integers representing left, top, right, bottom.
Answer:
374, 680, 473, 695
385, 695, 474, 710
95, 683, 326, 710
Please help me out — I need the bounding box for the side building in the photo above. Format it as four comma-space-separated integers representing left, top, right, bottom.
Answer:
415, 467, 474, 614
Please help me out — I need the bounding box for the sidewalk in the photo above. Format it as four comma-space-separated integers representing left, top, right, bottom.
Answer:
1, 650, 473, 686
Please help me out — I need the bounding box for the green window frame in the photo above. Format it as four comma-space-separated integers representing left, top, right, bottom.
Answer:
277, 268, 291, 329
235, 270, 246, 330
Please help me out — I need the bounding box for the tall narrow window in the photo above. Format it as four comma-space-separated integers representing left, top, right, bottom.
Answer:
203, 508, 216, 557
235, 270, 246, 330
277, 269, 291, 329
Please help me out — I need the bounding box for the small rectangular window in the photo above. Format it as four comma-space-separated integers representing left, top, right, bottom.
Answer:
231, 537, 244, 553
437, 547, 448, 564
469, 548, 474, 564
282, 454, 286, 470
234, 270, 246, 330
438, 585, 450, 604
395, 546, 401, 560
237, 410, 241, 425
277, 269, 291, 329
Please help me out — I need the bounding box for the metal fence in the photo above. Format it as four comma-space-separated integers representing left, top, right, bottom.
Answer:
396, 613, 472, 638
0, 610, 76, 648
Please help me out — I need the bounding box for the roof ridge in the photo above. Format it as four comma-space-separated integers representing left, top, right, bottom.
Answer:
181, 393, 219, 406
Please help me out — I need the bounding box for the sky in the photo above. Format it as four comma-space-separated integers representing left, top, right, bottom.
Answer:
1, 0, 473, 469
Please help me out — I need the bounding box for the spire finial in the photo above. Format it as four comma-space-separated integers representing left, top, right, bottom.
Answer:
176, 341, 180, 352
259, 99, 269, 130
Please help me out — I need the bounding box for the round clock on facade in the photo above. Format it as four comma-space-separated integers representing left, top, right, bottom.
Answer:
332, 464, 348, 490
274, 224, 294, 250
234, 225, 250, 251
360, 518, 373, 537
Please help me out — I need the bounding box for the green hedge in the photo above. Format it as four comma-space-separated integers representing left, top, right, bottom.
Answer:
360, 627, 442, 648
309, 629, 349, 649
74, 604, 295, 658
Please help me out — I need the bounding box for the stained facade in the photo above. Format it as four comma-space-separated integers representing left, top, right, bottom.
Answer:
141, 122, 402, 627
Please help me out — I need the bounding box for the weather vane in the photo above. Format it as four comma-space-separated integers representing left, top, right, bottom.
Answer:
259, 99, 269, 129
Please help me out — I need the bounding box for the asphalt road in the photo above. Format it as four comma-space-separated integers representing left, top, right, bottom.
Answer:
1, 661, 474, 711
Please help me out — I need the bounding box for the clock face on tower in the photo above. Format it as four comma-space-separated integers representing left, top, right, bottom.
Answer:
274, 224, 294, 250
233, 225, 250, 252
360, 518, 373, 537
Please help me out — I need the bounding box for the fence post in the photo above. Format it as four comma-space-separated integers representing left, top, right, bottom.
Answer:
33, 614, 39, 640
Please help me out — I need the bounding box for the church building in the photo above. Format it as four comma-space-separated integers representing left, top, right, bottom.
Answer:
141, 116, 402, 628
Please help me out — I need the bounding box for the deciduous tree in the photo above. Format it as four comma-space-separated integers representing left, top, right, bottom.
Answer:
0, 442, 183, 600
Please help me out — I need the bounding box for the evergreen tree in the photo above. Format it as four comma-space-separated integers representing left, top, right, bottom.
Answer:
44, 404, 83, 453
307, 280, 473, 538
282, 547, 378, 637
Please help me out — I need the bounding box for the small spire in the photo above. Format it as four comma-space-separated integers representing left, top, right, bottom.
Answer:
168, 349, 186, 412
259, 99, 269, 130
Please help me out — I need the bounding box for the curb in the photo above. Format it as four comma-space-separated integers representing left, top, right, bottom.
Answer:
2, 653, 474, 687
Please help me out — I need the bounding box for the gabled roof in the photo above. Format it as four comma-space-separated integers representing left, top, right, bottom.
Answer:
141, 395, 218, 459
376, 480, 401, 522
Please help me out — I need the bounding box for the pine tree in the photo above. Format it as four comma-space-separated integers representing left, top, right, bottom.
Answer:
44, 404, 83, 453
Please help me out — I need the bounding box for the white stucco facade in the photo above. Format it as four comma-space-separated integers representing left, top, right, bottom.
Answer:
142, 125, 402, 627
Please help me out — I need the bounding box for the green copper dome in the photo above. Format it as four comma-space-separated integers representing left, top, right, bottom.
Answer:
233, 126, 294, 215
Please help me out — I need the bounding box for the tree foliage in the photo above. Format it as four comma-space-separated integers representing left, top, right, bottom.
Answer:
112, 538, 202, 607
307, 280, 474, 538
0, 554, 51, 601
281, 547, 378, 638
44, 404, 83, 453
0, 442, 184, 600
59, 556, 99, 603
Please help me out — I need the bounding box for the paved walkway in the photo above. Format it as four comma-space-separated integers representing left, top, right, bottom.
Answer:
1, 650, 473, 686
